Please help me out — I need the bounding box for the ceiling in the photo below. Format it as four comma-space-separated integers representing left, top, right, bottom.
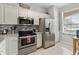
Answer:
29, 3, 70, 8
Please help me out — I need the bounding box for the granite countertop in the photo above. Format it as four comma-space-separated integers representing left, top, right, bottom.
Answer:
0, 33, 18, 43
0, 32, 42, 43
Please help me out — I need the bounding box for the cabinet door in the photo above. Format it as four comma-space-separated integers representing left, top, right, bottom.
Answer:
28, 10, 39, 25
19, 7, 28, 17
0, 4, 4, 24
6, 36, 18, 55
34, 17, 39, 25
36, 32, 42, 48
4, 5, 18, 24
0, 39, 6, 55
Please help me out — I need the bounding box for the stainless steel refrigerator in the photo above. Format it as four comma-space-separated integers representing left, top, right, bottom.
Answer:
39, 18, 55, 49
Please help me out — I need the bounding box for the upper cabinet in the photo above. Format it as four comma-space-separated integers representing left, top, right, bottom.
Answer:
4, 5, 18, 24
0, 4, 4, 24
28, 10, 50, 25
19, 7, 28, 17
19, 3, 30, 17
0, 4, 19, 24
28, 10, 39, 25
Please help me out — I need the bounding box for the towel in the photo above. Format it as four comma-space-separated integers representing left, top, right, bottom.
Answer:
27, 35, 32, 43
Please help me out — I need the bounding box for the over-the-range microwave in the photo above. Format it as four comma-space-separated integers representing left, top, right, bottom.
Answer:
18, 17, 34, 24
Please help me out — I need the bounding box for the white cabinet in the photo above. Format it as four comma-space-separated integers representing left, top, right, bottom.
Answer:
0, 35, 18, 55
28, 10, 39, 25
0, 5, 2, 24
6, 36, 18, 55
0, 39, 6, 55
0, 4, 18, 24
0, 4, 4, 24
19, 7, 28, 17
4, 5, 18, 24
36, 32, 42, 48
28, 10, 50, 25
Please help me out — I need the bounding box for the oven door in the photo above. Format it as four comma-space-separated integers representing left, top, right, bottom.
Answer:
18, 35, 37, 49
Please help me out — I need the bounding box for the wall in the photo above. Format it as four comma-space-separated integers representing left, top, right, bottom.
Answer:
48, 6, 54, 18
29, 4, 47, 13
54, 7, 59, 43
59, 9, 64, 41
62, 3, 79, 13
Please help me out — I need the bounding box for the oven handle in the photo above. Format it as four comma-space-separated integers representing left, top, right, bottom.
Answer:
18, 35, 37, 39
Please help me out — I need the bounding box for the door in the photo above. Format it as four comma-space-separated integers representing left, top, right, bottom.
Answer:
4, 5, 18, 24
28, 10, 39, 25
49, 20, 55, 45
0, 4, 4, 24
43, 32, 50, 48
36, 32, 42, 48
6, 36, 18, 55
19, 7, 28, 17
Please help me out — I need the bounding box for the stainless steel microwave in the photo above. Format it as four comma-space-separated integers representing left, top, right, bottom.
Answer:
18, 17, 34, 24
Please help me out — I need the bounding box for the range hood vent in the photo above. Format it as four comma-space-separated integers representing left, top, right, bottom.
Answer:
19, 3, 30, 9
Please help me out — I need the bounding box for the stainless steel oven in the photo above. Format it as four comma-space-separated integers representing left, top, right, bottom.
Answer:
18, 30, 37, 55
18, 30, 37, 49
18, 35, 37, 49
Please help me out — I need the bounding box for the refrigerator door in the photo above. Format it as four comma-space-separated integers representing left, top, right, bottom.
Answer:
49, 20, 55, 46
49, 33, 55, 46
43, 32, 50, 48
45, 19, 50, 28
49, 20, 55, 33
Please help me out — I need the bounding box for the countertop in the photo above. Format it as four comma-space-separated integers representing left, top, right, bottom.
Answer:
73, 37, 79, 40
0, 33, 18, 43
0, 32, 42, 43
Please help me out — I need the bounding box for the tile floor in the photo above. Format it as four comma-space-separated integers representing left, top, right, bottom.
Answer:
29, 39, 73, 55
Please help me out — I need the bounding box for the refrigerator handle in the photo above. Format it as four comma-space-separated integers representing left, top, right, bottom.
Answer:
48, 23, 51, 34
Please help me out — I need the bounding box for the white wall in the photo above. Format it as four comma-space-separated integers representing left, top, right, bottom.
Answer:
29, 4, 47, 13
59, 10, 64, 41
54, 7, 59, 43
61, 3, 79, 13
48, 6, 54, 18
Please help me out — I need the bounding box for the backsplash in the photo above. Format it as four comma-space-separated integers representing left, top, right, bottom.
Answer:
0, 24, 39, 34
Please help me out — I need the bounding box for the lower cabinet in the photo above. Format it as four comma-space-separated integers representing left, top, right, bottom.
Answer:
36, 32, 42, 48
0, 36, 18, 55
6, 36, 18, 55
0, 39, 6, 55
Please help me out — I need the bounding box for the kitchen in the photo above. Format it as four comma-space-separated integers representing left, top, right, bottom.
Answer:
0, 3, 60, 55
0, 3, 79, 55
